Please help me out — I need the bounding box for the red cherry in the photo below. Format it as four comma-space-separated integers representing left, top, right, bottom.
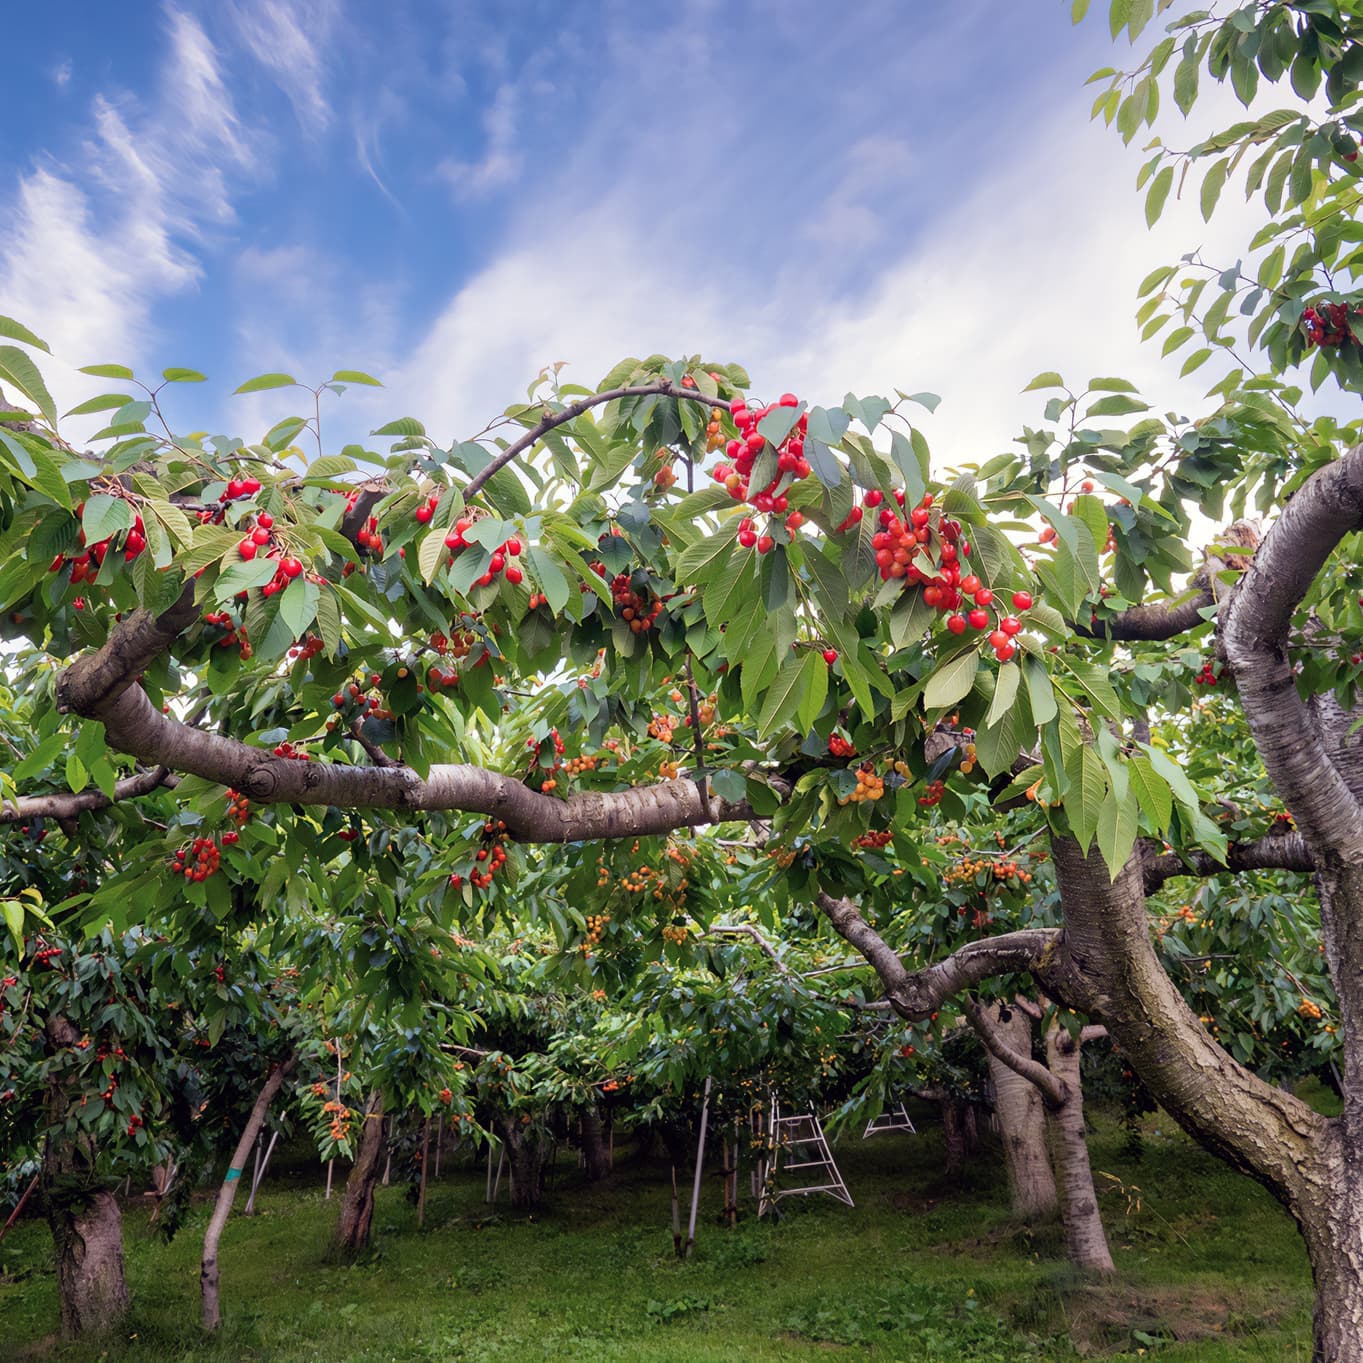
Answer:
1012, 591, 1033, 611
738, 530, 757, 548
238, 540, 257, 560
416, 504, 433, 524
757, 535, 775, 554
973, 588, 994, 606
505, 565, 523, 585
226, 480, 246, 499
251, 527, 271, 545
505, 537, 522, 556
241, 478, 262, 495
333, 694, 346, 707
257, 513, 274, 530
779, 393, 799, 407
864, 489, 883, 508
280, 557, 303, 579
960, 575, 981, 595
967, 609, 989, 630
995, 640, 1017, 662
946, 614, 967, 635
1000, 616, 1022, 636
822, 648, 839, 665
989, 629, 1009, 651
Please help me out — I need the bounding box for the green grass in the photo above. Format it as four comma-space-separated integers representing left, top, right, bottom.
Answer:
1, 1109, 1313, 1362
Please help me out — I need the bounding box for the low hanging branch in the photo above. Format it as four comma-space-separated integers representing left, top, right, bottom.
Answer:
813, 891, 1058, 1019
56, 671, 761, 841
1140, 830, 1315, 891
964, 998, 1067, 1107
464, 380, 723, 498
0, 766, 176, 823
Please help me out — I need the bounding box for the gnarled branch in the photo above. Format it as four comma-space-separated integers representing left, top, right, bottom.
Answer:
0, 766, 176, 823
1141, 831, 1314, 891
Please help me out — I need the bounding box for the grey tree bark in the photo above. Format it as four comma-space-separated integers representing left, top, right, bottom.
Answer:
331, 1092, 386, 1259
41, 1014, 128, 1339
579, 1109, 611, 1183
201, 1055, 294, 1329
494, 1115, 548, 1210
982, 1003, 1057, 1220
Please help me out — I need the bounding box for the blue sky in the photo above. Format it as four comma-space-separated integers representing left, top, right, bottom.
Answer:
0, 3, 1267, 463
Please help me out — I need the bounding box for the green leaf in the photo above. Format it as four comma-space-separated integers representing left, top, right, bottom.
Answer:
234, 372, 297, 394
526, 546, 570, 615
0, 345, 57, 424
316, 585, 343, 656
78, 363, 134, 380
0, 316, 50, 352
1096, 787, 1140, 876
1022, 371, 1065, 392
1024, 656, 1058, 725
161, 367, 206, 383
1084, 394, 1149, 417
64, 393, 135, 418
418, 529, 446, 584
710, 768, 747, 803
80, 494, 134, 544
797, 649, 829, 732
372, 417, 427, 438
676, 531, 735, 586
332, 370, 383, 387
985, 661, 1021, 729
1145, 165, 1174, 226
1200, 158, 1230, 221
1128, 753, 1172, 830
757, 654, 808, 739
1179, 348, 1212, 377
1066, 744, 1109, 855
923, 650, 979, 712
214, 556, 280, 602
14, 732, 66, 782
65, 752, 89, 795
3, 899, 24, 956
279, 578, 319, 639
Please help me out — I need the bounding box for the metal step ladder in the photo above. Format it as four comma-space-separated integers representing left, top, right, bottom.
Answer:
757, 1096, 853, 1213
863, 1102, 916, 1138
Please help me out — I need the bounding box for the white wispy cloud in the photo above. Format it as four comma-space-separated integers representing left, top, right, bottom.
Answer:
224, 0, 337, 134
435, 84, 522, 199
0, 8, 257, 419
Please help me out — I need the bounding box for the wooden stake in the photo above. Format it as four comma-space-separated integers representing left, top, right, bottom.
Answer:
417, 1118, 430, 1229
684, 1076, 712, 1259
244, 1128, 279, 1215
434, 1118, 443, 1179
671, 1165, 682, 1258
0, 1172, 39, 1242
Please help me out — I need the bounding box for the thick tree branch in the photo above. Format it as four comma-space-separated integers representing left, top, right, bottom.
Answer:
0, 767, 176, 823
465, 382, 723, 499
1141, 831, 1314, 891
813, 891, 1057, 1019
1076, 580, 1214, 641
964, 999, 1067, 1107
1221, 445, 1363, 862
51, 681, 758, 841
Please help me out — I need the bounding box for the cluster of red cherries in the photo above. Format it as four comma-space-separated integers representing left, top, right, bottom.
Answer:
49, 501, 149, 592
443, 517, 524, 587
610, 572, 664, 633
171, 836, 223, 882
711, 393, 810, 547
202, 610, 252, 660
1302, 302, 1359, 348
827, 733, 857, 759
1192, 661, 1219, 687
450, 820, 510, 892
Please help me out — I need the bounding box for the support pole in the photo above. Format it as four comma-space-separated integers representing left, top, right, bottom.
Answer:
417, 1118, 430, 1229
684, 1076, 712, 1259
244, 1128, 279, 1215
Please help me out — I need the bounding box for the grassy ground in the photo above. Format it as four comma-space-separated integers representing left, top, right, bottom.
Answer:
1, 1108, 1313, 1362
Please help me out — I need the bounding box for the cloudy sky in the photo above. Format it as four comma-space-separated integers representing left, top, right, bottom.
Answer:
0, 2, 1290, 468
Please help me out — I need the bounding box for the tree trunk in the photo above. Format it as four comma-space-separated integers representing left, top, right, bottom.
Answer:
580, 1109, 611, 1182
941, 1096, 974, 1177
985, 1006, 1058, 1219
331, 1092, 385, 1259
47, 1186, 128, 1339
495, 1116, 547, 1210
202, 1055, 294, 1329
42, 1013, 128, 1339
1043, 1024, 1114, 1275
